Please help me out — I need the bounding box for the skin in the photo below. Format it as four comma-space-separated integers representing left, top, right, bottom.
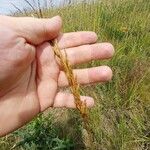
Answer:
0, 15, 114, 137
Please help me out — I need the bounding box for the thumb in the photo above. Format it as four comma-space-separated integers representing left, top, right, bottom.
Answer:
1, 15, 62, 45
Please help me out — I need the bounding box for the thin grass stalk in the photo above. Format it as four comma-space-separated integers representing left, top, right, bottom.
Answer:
37, 0, 43, 18
51, 40, 95, 149
24, 0, 36, 12
11, 3, 23, 14
24, 0, 39, 17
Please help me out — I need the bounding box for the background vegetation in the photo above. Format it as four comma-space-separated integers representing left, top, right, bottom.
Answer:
0, 0, 150, 149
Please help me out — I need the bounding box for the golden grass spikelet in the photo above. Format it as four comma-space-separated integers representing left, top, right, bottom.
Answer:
52, 39, 88, 118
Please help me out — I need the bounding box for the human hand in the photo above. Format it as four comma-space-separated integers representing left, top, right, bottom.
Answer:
0, 15, 114, 136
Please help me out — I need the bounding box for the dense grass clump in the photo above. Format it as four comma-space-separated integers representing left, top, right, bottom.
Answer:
0, 0, 150, 149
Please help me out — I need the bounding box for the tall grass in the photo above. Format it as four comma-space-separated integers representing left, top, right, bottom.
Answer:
0, 0, 150, 149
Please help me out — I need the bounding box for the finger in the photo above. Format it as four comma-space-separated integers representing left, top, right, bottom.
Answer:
53, 92, 94, 108
61, 43, 114, 65
37, 42, 58, 111
37, 42, 58, 80
57, 31, 98, 49
37, 79, 58, 111
0, 15, 62, 45
58, 66, 112, 87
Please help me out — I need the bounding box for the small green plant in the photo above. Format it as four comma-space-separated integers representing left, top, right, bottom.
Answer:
11, 114, 74, 150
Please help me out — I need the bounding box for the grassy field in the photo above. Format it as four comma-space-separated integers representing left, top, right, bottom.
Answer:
0, 0, 150, 149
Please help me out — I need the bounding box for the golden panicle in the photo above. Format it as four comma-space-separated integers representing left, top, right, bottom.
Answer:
52, 39, 88, 117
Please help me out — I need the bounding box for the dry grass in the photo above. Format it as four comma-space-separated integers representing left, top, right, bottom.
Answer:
52, 39, 94, 149
52, 40, 88, 119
